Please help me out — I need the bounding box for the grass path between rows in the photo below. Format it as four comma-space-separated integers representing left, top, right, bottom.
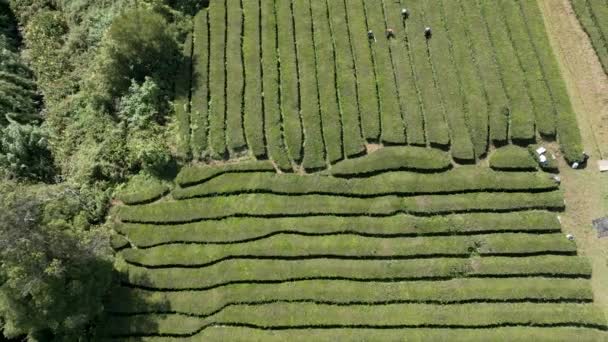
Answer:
538, 0, 608, 320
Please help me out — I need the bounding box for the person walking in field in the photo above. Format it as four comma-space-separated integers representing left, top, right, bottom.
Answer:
386, 28, 395, 39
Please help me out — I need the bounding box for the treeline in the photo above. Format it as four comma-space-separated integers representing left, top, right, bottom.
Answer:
0, 0, 204, 340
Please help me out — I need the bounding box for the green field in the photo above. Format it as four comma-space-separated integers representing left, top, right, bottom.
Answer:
178, 0, 584, 166
104, 0, 606, 340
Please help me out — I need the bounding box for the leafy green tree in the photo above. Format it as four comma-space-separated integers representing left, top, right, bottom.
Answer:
0, 182, 113, 341
0, 121, 54, 181
96, 8, 179, 99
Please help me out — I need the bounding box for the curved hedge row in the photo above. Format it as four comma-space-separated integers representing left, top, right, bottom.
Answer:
119, 256, 591, 290
116, 211, 561, 247
128, 327, 608, 342
109, 277, 592, 315
107, 302, 606, 337
114, 175, 169, 205
116, 191, 564, 224
173, 167, 557, 199
328, 147, 451, 177
120, 233, 575, 268
176, 160, 275, 187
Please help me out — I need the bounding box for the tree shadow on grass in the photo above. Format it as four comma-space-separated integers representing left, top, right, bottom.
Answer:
96, 271, 171, 341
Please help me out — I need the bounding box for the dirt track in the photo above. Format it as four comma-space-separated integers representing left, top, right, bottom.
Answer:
538, 0, 608, 319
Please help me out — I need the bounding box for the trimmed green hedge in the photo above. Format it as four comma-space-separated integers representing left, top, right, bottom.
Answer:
294, 0, 326, 171
176, 160, 275, 187
117, 191, 564, 224
480, 0, 535, 142
225, 0, 247, 152
442, 0, 490, 157
384, 0, 426, 146
459, 0, 509, 144
407, 0, 450, 147
119, 255, 591, 290
173, 167, 557, 199
329, 146, 451, 176
110, 234, 130, 251
276, 0, 303, 162
425, 0, 475, 162
261, 0, 293, 171
107, 302, 606, 337
312, 0, 343, 163
117, 211, 561, 247
363, 1, 406, 145
327, 0, 366, 157
109, 277, 592, 315
346, 0, 380, 141
490, 145, 538, 171
207, 0, 227, 158
121, 233, 574, 267
114, 174, 169, 205
242, 0, 266, 158
190, 10, 210, 158
115, 326, 608, 342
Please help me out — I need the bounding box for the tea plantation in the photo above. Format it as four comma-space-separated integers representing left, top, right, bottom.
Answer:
105, 0, 607, 340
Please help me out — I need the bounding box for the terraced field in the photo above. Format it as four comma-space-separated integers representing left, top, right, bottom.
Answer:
106, 146, 608, 340
571, 0, 608, 74
174, 0, 585, 167
105, 0, 608, 340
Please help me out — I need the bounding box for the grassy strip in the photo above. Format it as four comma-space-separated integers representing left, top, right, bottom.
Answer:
117, 327, 608, 342
500, 0, 556, 138
110, 278, 592, 314
327, 0, 366, 157
242, 0, 266, 158
293, 0, 326, 171
225, 0, 247, 152
261, 0, 292, 171
384, 0, 426, 146
570, 0, 608, 74
480, 0, 535, 143
424, 0, 475, 162
189, 11, 209, 158
117, 211, 562, 247
443, 0, 489, 157
406, 1, 450, 147
115, 175, 169, 205
207, 0, 227, 158
119, 255, 592, 290
459, 0, 508, 144
173, 167, 557, 199
174, 32, 193, 159
520, 0, 584, 163
121, 233, 575, 267
489, 145, 538, 171
329, 146, 450, 177
176, 160, 275, 187
363, 0, 406, 144
107, 302, 606, 337
276, 0, 303, 163
346, 0, 380, 141
311, 0, 343, 163
116, 192, 564, 224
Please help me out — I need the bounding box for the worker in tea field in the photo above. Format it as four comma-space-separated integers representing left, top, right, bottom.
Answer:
401, 8, 409, 20
386, 28, 395, 39
425, 27, 432, 39
367, 30, 375, 41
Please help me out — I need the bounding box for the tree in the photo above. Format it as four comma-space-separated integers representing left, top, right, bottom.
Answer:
95, 8, 179, 99
0, 182, 113, 341
0, 121, 54, 181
